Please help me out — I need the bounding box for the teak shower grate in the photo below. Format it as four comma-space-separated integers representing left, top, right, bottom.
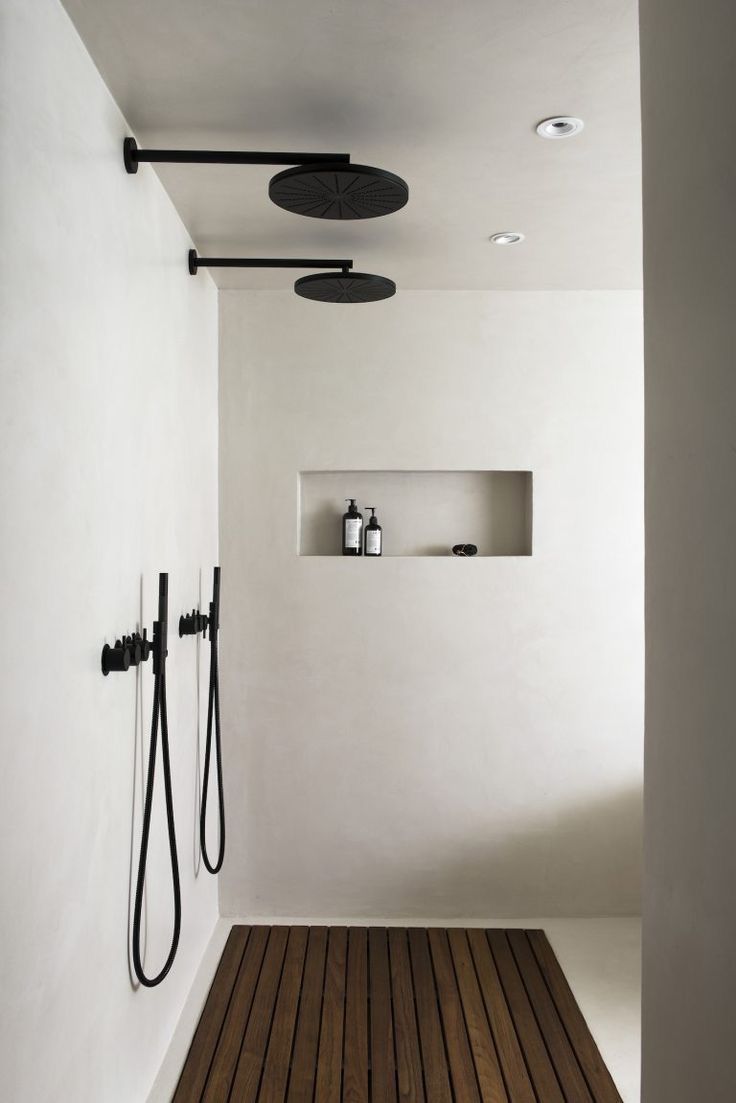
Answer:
174, 925, 622, 1103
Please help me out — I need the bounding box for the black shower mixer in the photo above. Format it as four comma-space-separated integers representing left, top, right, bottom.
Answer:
178, 608, 209, 638
101, 628, 152, 675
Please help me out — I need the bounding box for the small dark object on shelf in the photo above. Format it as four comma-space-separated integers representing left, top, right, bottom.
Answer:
342, 498, 363, 555
452, 543, 478, 556
364, 507, 382, 556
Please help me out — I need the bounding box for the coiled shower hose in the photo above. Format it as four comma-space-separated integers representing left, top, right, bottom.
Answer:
132, 573, 181, 987
200, 566, 225, 874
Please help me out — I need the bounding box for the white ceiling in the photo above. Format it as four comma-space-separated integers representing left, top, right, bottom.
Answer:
62, 0, 642, 290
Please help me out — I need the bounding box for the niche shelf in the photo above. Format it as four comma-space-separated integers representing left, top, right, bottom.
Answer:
298, 470, 532, 557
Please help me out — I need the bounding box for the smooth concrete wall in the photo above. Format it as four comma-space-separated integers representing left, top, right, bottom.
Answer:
640, 3, 736, 1100
0, 1, 219, 1099
219, 289, 644, 919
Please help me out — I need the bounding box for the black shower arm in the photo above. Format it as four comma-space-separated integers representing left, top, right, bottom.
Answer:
124, 137, 350, 174
188, 250, 353, 274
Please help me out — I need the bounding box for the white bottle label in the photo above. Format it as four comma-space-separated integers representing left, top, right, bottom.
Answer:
366, 529, 381, 555
345, 517, 362, 549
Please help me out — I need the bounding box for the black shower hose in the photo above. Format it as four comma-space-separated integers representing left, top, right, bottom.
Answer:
131, 610, 181, 988
200, 615, 225, 873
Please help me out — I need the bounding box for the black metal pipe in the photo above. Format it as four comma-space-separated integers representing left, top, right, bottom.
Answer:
195, 257, 353, 268
124, 137, 349, 173
139, 150, 350, 165
188, 249, 352, 275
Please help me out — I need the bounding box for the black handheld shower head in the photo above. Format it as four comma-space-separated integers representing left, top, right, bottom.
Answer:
131, 572, 181, 988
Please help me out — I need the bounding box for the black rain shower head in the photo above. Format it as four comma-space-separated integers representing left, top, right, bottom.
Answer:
188, 250, 396, 303
124, 139, 408, 220
294, 271, 396, 303
269, 163, 408, 220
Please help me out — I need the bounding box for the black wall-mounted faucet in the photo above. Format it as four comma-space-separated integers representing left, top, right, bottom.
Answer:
101, 628, 152, 675
101, 640, 130, 675
178, 608, 209, 638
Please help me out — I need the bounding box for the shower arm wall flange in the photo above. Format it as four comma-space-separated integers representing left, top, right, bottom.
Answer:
188, 250, 353, 275
124, 137, 350, 174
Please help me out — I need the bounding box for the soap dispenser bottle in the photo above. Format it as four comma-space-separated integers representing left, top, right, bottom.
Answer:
342, 499, 363, 556
364, 507, 382, 556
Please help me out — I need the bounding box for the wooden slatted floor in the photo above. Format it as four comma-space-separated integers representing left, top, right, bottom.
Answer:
174, 926, 622, 1103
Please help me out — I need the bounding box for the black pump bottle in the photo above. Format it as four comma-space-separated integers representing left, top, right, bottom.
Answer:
342, 498, 363, 555
364, 507, 382, 556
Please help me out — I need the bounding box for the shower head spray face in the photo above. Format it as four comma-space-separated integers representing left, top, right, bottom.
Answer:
294, 271, 396, 303
269, 163, 409, 220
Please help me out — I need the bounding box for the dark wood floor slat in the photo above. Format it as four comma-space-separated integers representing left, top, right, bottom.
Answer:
259, 926, 309, 1103
526, 931, 623, 1103
176, 926, 622, 1103
406, 929, 451, 1103
173, 925, 250, 1103
202, 924, 271, 1102
344, 928, 370, 1103
389, 929, 426, 1103
369, 928, 397, 1103
229, 925, 290, 1102
287, 927, 329, 1103
506, 930, 594, 1103
314, 927, 348, 1103
447, 929, 508, 1103
427, 928, 482, 1103
486, 930, 565, 1103
466, 930, 536, 1103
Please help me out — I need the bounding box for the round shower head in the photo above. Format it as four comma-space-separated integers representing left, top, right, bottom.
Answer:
294, 271, 396, 303
269, 162, 409, 220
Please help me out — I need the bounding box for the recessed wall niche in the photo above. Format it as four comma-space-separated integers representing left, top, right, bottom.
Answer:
298, 470, 533, 556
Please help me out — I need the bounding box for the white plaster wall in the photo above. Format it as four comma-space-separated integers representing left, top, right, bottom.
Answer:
219, 289, 644, 919
0, 1, 219, 1099
640, 2, 736, 1100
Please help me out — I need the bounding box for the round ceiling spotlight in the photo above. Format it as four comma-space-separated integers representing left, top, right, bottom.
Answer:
490, 232, 525, 245
536, 116, 584, 139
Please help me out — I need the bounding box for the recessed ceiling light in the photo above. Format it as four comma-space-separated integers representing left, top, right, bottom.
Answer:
490, 232, 524, 245
536, 116, 584, 139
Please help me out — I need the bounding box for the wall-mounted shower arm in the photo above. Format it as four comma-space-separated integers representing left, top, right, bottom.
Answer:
124, 137, 350, 174
188, 250, 353, 275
